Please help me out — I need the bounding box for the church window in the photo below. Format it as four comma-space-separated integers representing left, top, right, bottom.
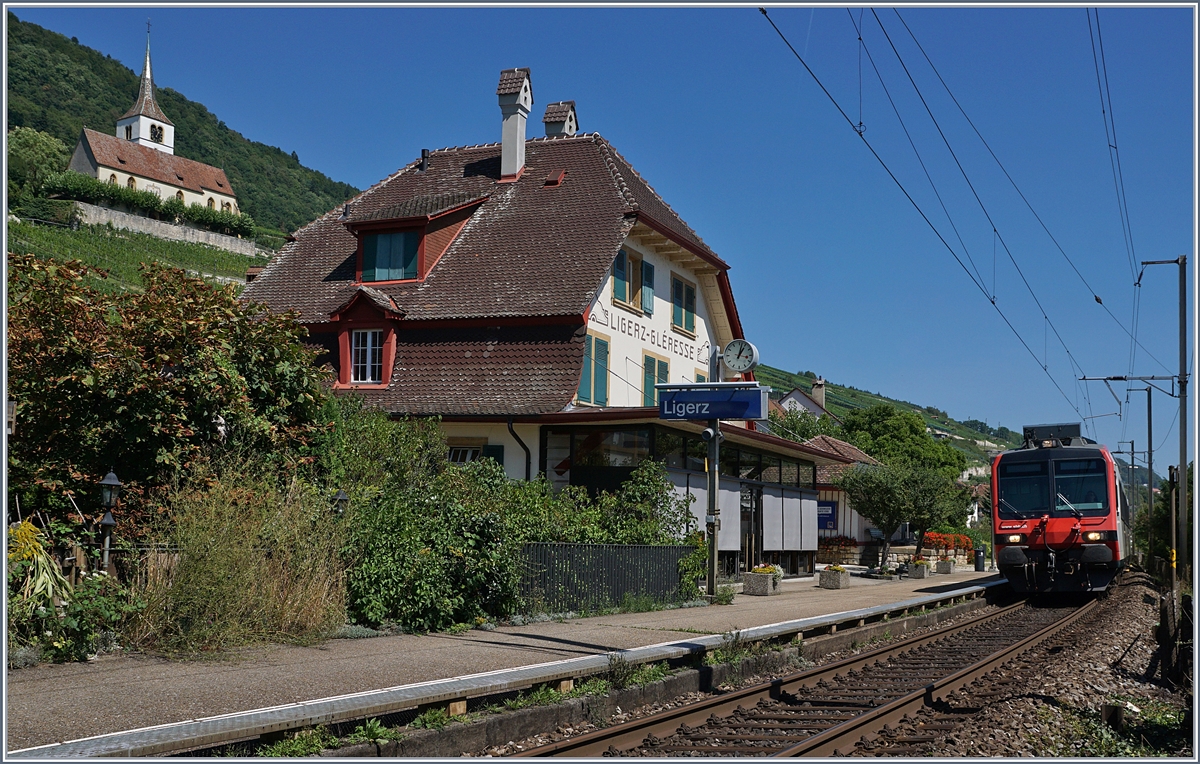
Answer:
362, 231, 419, 282
150, 124, 163, 143
207, 198, 215, 209
176, 191, 184, 202
221, 201, 232, 213
124, 125, 132, 140
127, 177, 136, 189
108, 174, 118, 185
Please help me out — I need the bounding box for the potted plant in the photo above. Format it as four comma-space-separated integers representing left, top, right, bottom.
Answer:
910, 558, 931, 579
744, 563, 783, 596
936, 555, 955, 575
819, 564, 851, 590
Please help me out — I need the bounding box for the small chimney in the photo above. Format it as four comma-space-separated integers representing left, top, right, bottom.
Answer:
419, 148, 429, 173
496, 67, 533, 181
543, 101, 578, 137
812, 377, 826, 411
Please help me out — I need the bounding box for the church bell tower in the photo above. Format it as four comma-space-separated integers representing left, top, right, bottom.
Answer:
116, 28, 175, 155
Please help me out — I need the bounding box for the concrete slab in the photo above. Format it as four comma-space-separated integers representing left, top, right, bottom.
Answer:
4, 570, 1002, 752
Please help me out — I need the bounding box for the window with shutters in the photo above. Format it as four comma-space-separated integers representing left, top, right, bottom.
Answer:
577, 331, 610, 406
671, 274, 697, 336
612, 250, 655, 315
362, 230, 421, 282
643, 353, 669, 406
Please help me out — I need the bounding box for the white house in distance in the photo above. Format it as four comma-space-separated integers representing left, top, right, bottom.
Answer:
67, 34, 239, 213
243, 67, 851, 577
779, 378, 837, 421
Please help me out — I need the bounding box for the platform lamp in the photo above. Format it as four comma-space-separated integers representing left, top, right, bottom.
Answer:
99, 471, 121, 570
331, 489, 350, 517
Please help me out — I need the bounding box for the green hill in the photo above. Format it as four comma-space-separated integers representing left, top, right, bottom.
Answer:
755, 364, 1023, 465
6, 12, 358, 233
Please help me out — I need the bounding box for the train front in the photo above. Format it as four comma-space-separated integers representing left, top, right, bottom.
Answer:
991, 423, 1130, 594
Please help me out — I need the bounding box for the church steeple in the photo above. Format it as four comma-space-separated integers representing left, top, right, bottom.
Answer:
117, 28, 175, 154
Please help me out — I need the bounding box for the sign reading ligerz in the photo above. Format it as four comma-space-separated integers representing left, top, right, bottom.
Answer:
658, 385, 769, 420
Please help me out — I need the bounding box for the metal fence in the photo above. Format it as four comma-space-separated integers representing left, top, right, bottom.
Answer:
518, 543, 693, 614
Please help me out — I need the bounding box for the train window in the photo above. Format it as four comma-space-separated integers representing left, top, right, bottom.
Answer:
1053, 459, 1109, 516
996, 460, 1050, 518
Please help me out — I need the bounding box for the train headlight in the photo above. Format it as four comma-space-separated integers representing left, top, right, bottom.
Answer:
1005, 534, 1024, 544
1084, 531, 1103, 542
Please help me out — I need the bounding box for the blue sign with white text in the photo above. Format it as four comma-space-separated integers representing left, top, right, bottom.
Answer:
658, 387, 768, 420
818, 501, 838, 530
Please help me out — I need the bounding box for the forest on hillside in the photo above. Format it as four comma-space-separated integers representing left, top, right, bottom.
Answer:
6, 12, 358, 232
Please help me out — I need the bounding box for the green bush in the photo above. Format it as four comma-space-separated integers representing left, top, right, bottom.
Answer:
9, 196, 76, 225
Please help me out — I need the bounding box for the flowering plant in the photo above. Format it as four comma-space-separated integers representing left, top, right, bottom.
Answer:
819, 535, 858, 549
751, 563, 783, 584
824, 564, 846, 573
912, 558, 931, 567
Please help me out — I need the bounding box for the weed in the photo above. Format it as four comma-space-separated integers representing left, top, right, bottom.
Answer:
444, 622, 472, 635
567, 677, 613, 698
255, 726, 337, 757
607, 653, 637, 690
619, 592, 662, 613
333, 624, 381, 639
713, 584, 736, 605
705, 629, 752, 666
344, 717, 404, 744
629, 660, 671, 686
409, 708, 457, 731
503, 684, 563, 710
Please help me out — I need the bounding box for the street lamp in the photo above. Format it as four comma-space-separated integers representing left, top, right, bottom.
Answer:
331, 489, 350, 517
98, 471, 121, 571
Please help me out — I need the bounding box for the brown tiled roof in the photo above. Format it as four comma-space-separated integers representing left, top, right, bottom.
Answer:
242, 133, 722, 325
805, 434, 881, 485
543, 101, 576, 123
120, 45, 173, 125
350, 191, 486, 223
372, 325, 584, 415
496, 67, 531, 96
332, 286, 403, 317
80, 129, 232, 196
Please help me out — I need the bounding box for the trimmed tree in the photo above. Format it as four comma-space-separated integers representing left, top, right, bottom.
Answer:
836, 462, 910, 567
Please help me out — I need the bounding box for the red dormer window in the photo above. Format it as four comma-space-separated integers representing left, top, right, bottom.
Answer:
345, 194, 488, 285
362, 230, 421, 282
330, 290, 400, 390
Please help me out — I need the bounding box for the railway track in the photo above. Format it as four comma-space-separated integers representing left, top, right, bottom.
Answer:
511, 598, 1098, 757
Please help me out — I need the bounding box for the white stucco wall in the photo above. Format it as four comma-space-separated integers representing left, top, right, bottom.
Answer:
581, 237, 720, 408
116, 115, 175, 155
440, 422, 540, 481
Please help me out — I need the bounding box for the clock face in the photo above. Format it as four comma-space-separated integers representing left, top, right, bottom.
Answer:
722, 339, 759, 373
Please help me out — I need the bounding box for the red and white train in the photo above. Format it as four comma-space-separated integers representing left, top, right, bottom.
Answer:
992, 423, 1133, 594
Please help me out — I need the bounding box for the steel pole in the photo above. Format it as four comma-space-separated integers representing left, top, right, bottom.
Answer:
1170, 465, 1178, 601
1177, 255, 1188, 582
706, 347, 721, 600
1146, 388, 1154, 561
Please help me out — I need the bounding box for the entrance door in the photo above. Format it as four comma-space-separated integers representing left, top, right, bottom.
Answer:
740, 485, 763, 572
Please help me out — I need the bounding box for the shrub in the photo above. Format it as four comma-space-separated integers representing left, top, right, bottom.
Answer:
255, 726, 336, 757
713, 584, 736, 605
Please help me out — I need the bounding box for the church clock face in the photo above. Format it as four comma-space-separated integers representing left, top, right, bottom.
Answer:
722, 339, 759, 373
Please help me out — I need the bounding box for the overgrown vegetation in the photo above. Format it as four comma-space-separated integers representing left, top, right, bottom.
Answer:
8, 12, 359, 232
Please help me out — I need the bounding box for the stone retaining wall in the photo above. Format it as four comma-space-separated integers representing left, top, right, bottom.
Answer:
72, 201, 269, 258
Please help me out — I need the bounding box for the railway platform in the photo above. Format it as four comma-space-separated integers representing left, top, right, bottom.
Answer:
6, 568, 1002, 755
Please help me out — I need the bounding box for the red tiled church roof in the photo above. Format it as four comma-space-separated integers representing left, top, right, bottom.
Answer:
80, 129, 233, 197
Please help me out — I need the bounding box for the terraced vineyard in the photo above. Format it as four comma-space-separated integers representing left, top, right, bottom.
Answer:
6, 220, 262, 292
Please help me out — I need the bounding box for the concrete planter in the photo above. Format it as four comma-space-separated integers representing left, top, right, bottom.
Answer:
819, 569, 851, 590
936, 560, 955, 575
910, 563, 931, 579
743, 572, 781, 596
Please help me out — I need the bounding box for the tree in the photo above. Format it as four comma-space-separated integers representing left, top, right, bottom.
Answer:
6, 253, 329, 532
839, 404, 967, 478
7, 126, 69, 197
905, 470, 970, 558
767, 407, 842, 443
836, 462, 910, 566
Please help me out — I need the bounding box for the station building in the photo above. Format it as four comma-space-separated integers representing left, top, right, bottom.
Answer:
242, 68, 849, 576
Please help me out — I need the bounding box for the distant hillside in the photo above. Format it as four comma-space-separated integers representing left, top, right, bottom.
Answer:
755, 365, 1024, 465
6, 12, 358, 232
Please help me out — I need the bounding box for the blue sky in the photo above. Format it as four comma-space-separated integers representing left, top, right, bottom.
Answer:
11, 5, 1195, 468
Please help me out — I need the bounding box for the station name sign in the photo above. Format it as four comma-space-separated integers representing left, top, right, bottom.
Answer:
657, 384, 770, 421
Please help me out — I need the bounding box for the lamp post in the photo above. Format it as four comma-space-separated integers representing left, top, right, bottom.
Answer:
99, 471, 121, 570
331, 490, 350, 517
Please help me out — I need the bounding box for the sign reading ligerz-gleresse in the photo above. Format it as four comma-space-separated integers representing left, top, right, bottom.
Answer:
658, 385, 769, 420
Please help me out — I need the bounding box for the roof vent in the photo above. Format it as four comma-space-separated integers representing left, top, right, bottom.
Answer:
544, 169, 566, 187
543, 101, 578, 137
419, 148, 429, 173
496, 67, 532, 181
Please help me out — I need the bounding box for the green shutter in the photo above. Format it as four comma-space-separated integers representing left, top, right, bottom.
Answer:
578, 335, 593, 403
672, 278, 683, 327
362, 234, 378, 281
613, 251, 627, 302
594, 338, 609, 406
482, 444, 504, 465
684, 284, 696, 332
696, 373, 707, 383
641, 261, 655, 313
644, 355, 656, 407
400, 231, 419, 279
656, 358, 668, 392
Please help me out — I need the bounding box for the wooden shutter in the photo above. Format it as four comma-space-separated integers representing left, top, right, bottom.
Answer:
656, 358, 668, 391
481, 444, 505, 465
613, 251, 627, 302
684, 284, 696, 332
362, 234, 378, 281
672, 278, 683, 327
641, 261, 655, 313
644, 355, 656, 407
594, 338, 609, 405
400, 231, 420, 279
578, 335, 593, 403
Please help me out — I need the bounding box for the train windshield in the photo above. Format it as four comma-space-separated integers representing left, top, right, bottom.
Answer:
996, 460, 1050, 518
1053, 458, 1109, 516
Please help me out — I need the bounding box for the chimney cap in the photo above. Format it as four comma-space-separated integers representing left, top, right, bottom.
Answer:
496, 67, 532, 96
543, 101, 578, 138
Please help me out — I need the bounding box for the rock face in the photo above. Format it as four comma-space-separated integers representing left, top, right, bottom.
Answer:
743, 572, 780, 596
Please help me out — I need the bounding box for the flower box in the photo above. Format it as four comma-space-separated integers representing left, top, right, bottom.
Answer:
819, 569, 851, 590
743, 571, 781, 596
936, 560, 955, 575
910, 563, 930, 579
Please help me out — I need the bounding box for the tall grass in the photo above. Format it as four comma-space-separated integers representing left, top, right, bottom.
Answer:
126, 461, 345, 653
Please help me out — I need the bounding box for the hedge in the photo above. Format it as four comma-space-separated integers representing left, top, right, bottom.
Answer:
42, 171, 255, 238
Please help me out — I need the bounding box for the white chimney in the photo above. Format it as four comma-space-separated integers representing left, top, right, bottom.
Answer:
812, 377, 826, 410
496, 68, 533, 181
543, 101, 578, 137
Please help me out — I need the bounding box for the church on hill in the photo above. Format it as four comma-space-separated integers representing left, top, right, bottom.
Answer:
67, 33, 239, 214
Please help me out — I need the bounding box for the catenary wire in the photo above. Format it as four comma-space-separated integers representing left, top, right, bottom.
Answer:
892, 8, 1172, 376
758, 8, 1087, 424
